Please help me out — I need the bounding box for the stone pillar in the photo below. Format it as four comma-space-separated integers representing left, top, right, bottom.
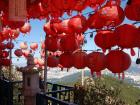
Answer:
23, 72, 40, 105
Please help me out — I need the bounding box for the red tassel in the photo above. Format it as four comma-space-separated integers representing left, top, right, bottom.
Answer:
122, 72, 125, 80
130, 48, 135, 56
118, 73, 121, 79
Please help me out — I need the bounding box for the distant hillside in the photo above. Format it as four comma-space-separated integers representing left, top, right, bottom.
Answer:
58, 75, 140, 105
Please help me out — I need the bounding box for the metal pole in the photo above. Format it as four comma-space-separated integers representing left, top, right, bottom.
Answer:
44, 35, 48, 93
9, 38, 12, 80
81, 70, 84, 86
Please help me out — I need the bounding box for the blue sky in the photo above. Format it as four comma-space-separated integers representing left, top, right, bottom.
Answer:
12, 0, 139, 66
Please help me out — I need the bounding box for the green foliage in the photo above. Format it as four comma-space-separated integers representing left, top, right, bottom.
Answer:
74, 77, 127, 105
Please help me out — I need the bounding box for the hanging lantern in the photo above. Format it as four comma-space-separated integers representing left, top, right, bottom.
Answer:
115, 24, 139, 48
20, 22, 31, 34
74, 0, 87, 12
6, 42, 14, 49
14, 49, 22, 57
60, 35, 78, 52
30, 42, 38, 51
22, 50, 30, 57
106, 50, 131, 74
20, 42, 28, 50
87, 13, 106, 29
87, 0, 105, 9
2, 51, 9, 58
10, 29, 20, 39
50, 19, 63, 34
86, 52, 106, 75
125, 3, 140, 21
0, 43, 6, 50
68, 15, 87, 33
9, 0, 26, 21
44, 21, 55, 35
2, 59, 11, 66
94, 30, 117, 51
98, 5, 125, 26
47, 55, 59, 68
73, 51, 87, 69
59, 19, 73, 34
45, 36, 59, 52
59, 52, 73, 68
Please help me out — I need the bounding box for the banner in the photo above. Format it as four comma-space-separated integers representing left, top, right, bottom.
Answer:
9, 0, 26, 21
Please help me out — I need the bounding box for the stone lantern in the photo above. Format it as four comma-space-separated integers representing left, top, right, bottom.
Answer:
18, 54, 40, 105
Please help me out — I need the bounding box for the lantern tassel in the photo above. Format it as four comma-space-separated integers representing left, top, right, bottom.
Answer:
118, 73, 121, 79
122, 72, 125, 80
130, 48, 135, 56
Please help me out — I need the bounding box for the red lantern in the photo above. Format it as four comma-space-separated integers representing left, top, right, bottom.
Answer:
45, 36, 59, 52
68, 15, 87, 33
22, 50, 30, 57
30, 42, 38, 51
0, 43, 6, 50
2, 59, 11, 66
74, 0, 87, 12
2, 51, 9, 58
94, 30, 117, 51
115, 24, 139, 48
73, 51, 87, 69
20, 22, 31, 34
14, 49, 22, 57
59, 52, 73, 68
6, 42, 14, 49
60, 35, 78, 52
44, 21, 55, 35
86, 52, 106, 75
98, 5, 124, 27
125, 3, 140, 21
87, 0, 105, 9
47, 55, 59, 67
10, 29, 20, 39
50, 19, 63, 34
20, 42, 28, 50
106, 50, 131, 73
59, 19, 73, 34
87, 13, 106, 29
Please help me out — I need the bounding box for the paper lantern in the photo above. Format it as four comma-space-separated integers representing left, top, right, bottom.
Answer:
86, 52, 106, 75
59, 52, 73, 68
73, 51, 87, 69
45, 36, 59, 52
20, 42, 28, 50
47, 55, 59, 67
94, 30, 117, 51
68, 15, 87, 33
14, 49, 22, 57
98, 5, 124, 26
20, 22, 31, 34
6, 42, 14, 49
60, 35, 78, 52
106, 50, 131, 73
30, 42, 38, 51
